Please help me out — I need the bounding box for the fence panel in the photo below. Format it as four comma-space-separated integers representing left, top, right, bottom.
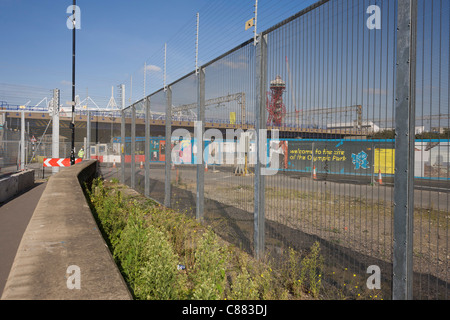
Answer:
121, 106, 133, 188
200, 42, 257, 253
260, 0, 400, 299
0, 109, 82, 177
133, 100, 146, 194
169, 72, 199, 216
89, 110, 122, 182
413, 0, 449, 300
145, 90, 168, 205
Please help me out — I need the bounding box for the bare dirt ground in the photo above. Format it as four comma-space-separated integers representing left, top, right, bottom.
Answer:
102, 164, 449, 299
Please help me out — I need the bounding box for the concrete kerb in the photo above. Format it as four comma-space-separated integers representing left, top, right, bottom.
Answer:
1, 160, 132, 300
0, 170, 35, 203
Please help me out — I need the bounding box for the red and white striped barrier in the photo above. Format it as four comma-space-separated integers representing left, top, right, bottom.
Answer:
43, 158, 82, 167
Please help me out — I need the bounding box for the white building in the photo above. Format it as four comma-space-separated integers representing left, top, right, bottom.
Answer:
326, 121, 380, 133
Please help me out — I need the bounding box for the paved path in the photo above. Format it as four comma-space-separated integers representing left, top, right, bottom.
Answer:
0, 181, 47, 296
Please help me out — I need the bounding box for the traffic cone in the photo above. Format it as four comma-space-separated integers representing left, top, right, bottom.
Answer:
313, 166, 317, 180
113, 160, 116, 168
205, 163, 208, 172
378, 170, 383, 185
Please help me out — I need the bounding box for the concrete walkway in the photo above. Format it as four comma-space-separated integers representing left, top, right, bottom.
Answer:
1, 161, 132, 300
0, 181, 47, 297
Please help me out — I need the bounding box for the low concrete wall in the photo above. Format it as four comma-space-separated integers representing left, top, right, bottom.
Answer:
0, 170, 35, 203
1, 161, 132, 300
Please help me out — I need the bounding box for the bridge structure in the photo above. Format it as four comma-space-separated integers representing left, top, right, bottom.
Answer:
1, 102, 368, 146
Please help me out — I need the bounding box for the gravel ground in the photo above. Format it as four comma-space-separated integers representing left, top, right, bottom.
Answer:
101, 164, 449, 299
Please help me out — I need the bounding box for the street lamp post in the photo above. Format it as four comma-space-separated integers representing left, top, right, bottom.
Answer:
70, 0, 76, 165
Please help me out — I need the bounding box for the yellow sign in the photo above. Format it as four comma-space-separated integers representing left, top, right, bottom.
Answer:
229, 112, 236, 124
245, 18, 254, 31
374, 148, 395, 174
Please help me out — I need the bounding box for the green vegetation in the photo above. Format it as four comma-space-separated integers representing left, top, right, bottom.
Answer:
368, 128, 450, 140
85, 178, 324, 300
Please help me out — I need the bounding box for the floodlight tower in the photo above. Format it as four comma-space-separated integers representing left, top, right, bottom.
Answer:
267, 75, 286, 126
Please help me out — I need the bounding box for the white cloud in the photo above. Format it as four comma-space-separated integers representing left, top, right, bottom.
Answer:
144, 64, 162, 72
364, 88, 389, 96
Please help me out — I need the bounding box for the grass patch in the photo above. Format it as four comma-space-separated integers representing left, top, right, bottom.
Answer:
85, 178, 324, 300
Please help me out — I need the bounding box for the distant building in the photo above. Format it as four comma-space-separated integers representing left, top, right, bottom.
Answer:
380, 126, 425, 135
431, 127, 446, 134
415, 126, 425, 135
326, 121, 380, 133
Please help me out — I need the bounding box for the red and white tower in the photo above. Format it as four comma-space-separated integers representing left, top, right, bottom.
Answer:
266, 75, 286, 126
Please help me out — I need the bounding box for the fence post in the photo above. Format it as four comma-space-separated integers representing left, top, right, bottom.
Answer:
20, 111, 25, 171
196, 67, 205, 221
393, 0, 417, 300
164, 87, 172, 208
145, 96, 150, 198
51, 89, 60, 173
254, 33, 267, 259
120, 109, 125, 185
86, 110, 91, 160
131, 104, 136, 189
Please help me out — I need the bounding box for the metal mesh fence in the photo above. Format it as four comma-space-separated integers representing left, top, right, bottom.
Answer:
201, 42, 257, 253
413, 0, 449, 300
0, 108, 85, 177
169, 72, 198, 216
122, 106, 133, 188
134, 100, 146, 194
261, 0, 400, 299
146, 90, 167, 205
87, 110, 122, 182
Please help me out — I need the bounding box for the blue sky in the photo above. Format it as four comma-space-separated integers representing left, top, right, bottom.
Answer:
0, 0, 319, 107
0, 0, 447, 130
0, 0, 211, 104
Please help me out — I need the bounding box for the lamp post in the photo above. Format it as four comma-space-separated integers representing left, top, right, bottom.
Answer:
70, 0, 76, 165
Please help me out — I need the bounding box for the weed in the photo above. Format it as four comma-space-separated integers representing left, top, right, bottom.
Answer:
253, 264, 288, 300
133, 224, 188, 300
190, 229, 228, 300
113, 208, 150, 291
298, 242, 324, 298
85, 178, 321, 301
110, 177, 120, 184
229, 254, 259, 300
230, 266, 259, 300
284, 247, 303, 298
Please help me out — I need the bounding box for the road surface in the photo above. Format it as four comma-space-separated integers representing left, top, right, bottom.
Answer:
0, 181, 46, 297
